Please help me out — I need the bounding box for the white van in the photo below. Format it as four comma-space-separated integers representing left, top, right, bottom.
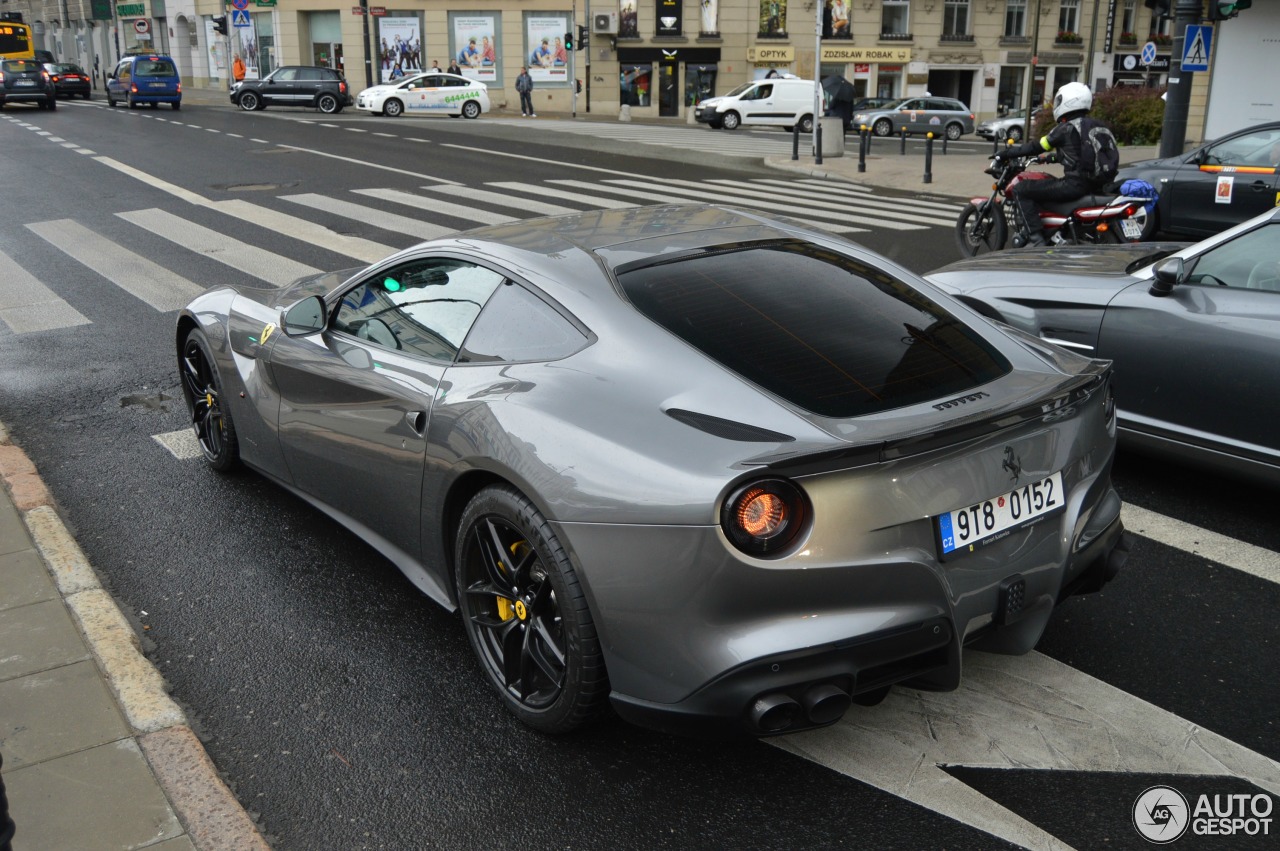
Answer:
695, 78, 821, 132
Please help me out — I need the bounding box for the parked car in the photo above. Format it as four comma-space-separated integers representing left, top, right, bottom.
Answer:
0, 58, 56, 110
355, 72, 489, 118
43, 62, 91, 99
850, 96, 896, 114
853, 96, 975, 140
1114, 122, 1280, 240
927, 206, 1280, 486
177, 204, 1127, 737
975, 107, 1044, 142
231, 65, 351, 114
106, 53, 181, 110
695, 77, 821, 132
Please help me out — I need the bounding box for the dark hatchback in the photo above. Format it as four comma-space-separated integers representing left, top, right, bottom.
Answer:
1117, 122, 1280, 240
231, 65, 351, 113
44, 62, 92, 99
0, 59, 57, 110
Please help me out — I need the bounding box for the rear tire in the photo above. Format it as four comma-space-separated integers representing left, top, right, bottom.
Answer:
383, 98, 403, 117
945, 122, 963, 141
171, 101, 180, 111
798, 114, 814, 134
317, 93, 339, 114
456, 485, 608, 734
461, 100, 481, 119
955, 201, 1008, 257
47, 98, 56, 111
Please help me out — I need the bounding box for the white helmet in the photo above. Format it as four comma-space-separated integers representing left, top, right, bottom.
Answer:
1053, 81, 1092, 121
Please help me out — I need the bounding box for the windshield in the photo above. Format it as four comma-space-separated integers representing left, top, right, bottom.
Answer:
135, 59, 177, 77
725, 82, 755, 98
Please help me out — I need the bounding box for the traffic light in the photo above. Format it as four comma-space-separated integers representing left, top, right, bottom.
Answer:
212, 15, 227, 35
577, 25, 589, 51
1209, 0, 1252, 20
564, 30, 573, 51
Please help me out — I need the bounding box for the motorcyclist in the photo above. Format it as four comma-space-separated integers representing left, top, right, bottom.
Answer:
994, 82, 1106, 246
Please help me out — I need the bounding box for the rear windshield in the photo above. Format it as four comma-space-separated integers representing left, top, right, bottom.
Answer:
616, 240, 1010, 418
3, 60, 40, 73
136, 59, 177, 77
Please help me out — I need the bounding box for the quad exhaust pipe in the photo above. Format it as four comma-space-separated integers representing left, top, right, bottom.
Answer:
749, 682, 853, 733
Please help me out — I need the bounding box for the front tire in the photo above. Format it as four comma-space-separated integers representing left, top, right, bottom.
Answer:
955, 201, 1008, 256
317, 93, 339, 114
721, 110, 741, 131
461, 100, 481, 119
238, 91, 260, 111
873, 118, 893, 137
382, 98, 403, 117
180, 328, 240, 472
455, 485, 607, 734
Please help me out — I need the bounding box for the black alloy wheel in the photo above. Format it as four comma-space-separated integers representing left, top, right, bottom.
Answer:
455, 486, 606, 733
238, 91, 259, 111
317, 93, 339, 114
180, 328, 240, 472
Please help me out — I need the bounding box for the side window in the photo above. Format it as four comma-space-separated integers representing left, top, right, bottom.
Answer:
275, 68, 299, 82
117, 61, 130, 82
297, 68, 322, 81
332, 257, 505, 361
459, 285, 589, 363
1207, 130, 1280, 167
1187, 223, 1280, 293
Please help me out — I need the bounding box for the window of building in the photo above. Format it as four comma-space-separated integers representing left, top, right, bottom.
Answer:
1058, 0, 1080, 35
1004, 0, 1026, 38
944, 0, 970, 37
998, 65, 1024, 113
882, 0, 910, 37
1121, 0, 1136, 34
877, 65, 902, 98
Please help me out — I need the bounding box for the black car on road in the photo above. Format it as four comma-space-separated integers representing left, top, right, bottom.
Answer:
1117, 122, 1280, 240
231, 65, 352, 113
0, 59, 56, 110
44, 62, 92, 99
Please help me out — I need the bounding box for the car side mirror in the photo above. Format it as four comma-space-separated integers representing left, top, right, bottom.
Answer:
1149, 257, 1185, 297
282, 295, 327, 336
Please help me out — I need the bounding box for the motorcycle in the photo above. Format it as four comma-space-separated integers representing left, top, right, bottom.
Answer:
954, 155, 1151, 256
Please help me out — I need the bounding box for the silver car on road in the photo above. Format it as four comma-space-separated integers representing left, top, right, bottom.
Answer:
853, 96, 976, 140
177, 205, 1127, 737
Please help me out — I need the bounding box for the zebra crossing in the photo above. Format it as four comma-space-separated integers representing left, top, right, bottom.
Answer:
482, 116, 809, 157
0, 171, 960, 335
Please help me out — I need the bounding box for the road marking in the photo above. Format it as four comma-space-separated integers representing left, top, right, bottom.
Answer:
759, 178, 966, 214
26, 219, 205, 312
283, 193, 453, 241
422, 184, 581, 216
208, 199, 396, 265
277, 144, 460, 185
439, 143, 634, 177
486, 182, 636, 209
0, 249, 91, 334
774, 649, 1280, 851
372, 132, 396, 138
153, 429, 202, 460
353, 188, 517, 225
116, 208, 320, 287
1122, 503, 1280, 586
94, 156, 209, 205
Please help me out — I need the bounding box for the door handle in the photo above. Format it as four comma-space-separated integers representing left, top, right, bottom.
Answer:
405, 411, 427, 437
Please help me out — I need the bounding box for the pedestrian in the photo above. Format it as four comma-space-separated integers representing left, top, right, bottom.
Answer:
515, 65, 535, 117
447, 58, 462, 76
232, 54, 246, 83
430, 59, 441, 72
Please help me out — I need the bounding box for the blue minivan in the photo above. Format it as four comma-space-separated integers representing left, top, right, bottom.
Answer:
107, 54, 181, 109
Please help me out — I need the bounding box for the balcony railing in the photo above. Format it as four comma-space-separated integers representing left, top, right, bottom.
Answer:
879, 31, 913, 41
940, 33, 974, 42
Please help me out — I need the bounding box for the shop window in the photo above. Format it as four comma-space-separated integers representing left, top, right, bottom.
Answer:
621, 64, 651, 107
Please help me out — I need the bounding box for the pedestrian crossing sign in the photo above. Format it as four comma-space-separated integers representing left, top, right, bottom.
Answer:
1182, 25, 1212, 72
231, 9, 251, 27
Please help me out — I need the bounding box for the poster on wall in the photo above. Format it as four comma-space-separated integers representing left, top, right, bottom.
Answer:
232, 20, 260, 80
758, 0, 787, 35
526, 16, 569, 83
452, 16, 498, 83
656, 0, 682, 37
618, 1, 638, 38
378, 17, 422, 82
204, 19, 226, 82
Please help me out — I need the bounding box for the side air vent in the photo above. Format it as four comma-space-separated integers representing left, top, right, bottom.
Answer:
665, 408, 794, 443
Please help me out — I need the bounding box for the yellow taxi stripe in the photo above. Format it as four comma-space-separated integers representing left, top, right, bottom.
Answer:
1199, 165, 1277, 175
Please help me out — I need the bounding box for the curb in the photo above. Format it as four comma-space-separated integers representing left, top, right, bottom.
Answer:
0, 420, 269, 850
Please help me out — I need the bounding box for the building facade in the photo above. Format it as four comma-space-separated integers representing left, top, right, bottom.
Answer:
5, 1, 1264, 143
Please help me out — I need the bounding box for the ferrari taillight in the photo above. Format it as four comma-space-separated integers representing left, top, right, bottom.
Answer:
721, 478, 810, 558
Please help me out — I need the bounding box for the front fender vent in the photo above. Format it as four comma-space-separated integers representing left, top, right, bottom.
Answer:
665, 408, 795, 443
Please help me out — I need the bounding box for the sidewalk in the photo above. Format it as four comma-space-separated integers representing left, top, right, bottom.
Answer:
0, 420, 268, 851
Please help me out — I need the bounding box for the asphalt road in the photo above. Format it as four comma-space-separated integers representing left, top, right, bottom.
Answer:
1, 99, 1276, 851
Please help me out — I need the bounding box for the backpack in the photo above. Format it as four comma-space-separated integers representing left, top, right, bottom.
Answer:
1070, 116, 1120, 186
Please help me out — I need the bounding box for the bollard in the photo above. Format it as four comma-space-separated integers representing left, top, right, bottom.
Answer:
900, 126, 907, 155
924, 132, 934, 184
792, 124, 800, 161
942, 134, 948, 155
864, 124, 872, 153
858, 125, 867, 173
993, 135, 1000, 156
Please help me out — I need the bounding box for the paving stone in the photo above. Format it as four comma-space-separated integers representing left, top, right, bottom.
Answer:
0, 659, 130, 768
0, 549, 56, 611
0, 599, 88, 682
0, 494, 28, 557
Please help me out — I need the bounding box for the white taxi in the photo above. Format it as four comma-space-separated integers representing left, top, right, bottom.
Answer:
356, 72, 490, 119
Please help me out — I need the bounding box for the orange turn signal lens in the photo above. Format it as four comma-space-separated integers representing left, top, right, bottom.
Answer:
722, 478, 809, 557
736, 489, 787, 537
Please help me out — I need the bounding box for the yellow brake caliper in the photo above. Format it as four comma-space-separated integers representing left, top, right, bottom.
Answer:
495, 540, 532, 622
